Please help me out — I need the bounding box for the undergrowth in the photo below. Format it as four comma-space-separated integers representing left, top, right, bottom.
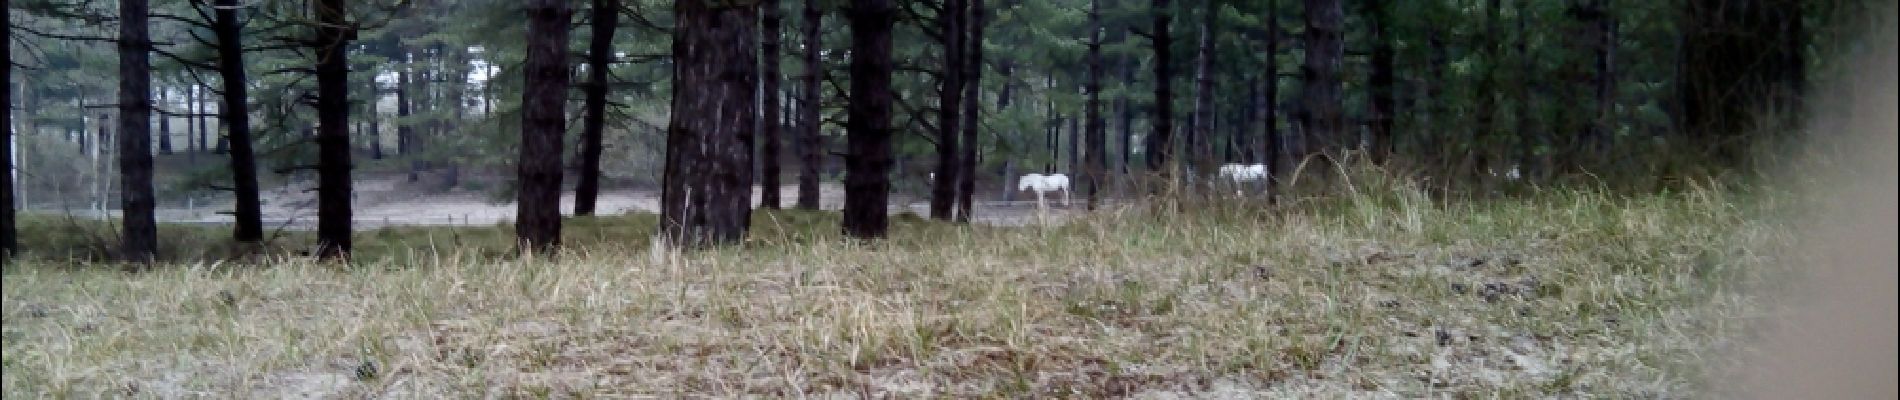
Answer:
2, 181, 1779, 398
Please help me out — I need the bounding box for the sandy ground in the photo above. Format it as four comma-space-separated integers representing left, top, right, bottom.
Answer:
129, 177, 1083, 230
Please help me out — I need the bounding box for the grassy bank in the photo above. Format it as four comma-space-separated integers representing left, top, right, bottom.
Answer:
1, 185, 1777, 397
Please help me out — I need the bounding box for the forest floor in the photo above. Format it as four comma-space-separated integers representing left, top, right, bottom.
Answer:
1, 182, 1786, 398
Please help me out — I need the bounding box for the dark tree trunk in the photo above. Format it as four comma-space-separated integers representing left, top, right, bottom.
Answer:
660, 1, 759, 248
200, 85, 216, 155
1045, 76, 1057, 173
1473, 0, 1502, 176
1261, 1, 1282, 195
841, 0, 896, 239
2, 3, 13, 257
928, 0, 965, 220
1514, 0, 1540, 178
997, 59, 1016, 200
313, 0, 353, 259
518, 0, 574, 253
208, 7, 259, 240
1067, 113, 1079, 175
118, 0, 159, 262
1117, 59, 1134, 175
1679, 0, 1802, 167
157, 88, 173, 155
575, 0, 619, 216
796, 0, 824, 210
185, 85, 197, 155
759, 0, 784, 210
1593, 0, 1616, 159
1190, 0, 1215, 178
1146, 0, 1175, 174
1364, 0, 1395, 163
369, 74, 383, 160
1084, 0, 1106, 209
1301, 0, 1344, 163
1423, 24, 1448, 168
955, 0, 985, 221
396, 56, 414, 158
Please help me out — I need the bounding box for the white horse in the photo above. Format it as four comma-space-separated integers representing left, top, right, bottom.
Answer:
1217, 163, 1268, 195
1017, 173, 1072, 208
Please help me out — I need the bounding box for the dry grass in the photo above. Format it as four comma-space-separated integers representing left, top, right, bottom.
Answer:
2, 182, 1778, 398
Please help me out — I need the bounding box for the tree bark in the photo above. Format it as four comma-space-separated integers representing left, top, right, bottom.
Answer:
186, 85, 197, 155
1117, 58, 1134, 176
841, 0, 896, 239
575, 0, 619, 216
2, 3, 14, 257
313, 0, 354, 259
157, 88, 173, 155
396, 54, 414, 159
213, 0, 262, 244
1593, 0, 1616, 159
369, 73, 383, 160
997, 59, 1017, 200
1261, 1, 1282, 196
1301, 0, 1344, 164
1190, 0, 1216, 178
1146, 0, 1175, 175
759, 0, 785, 210
955, 0, 985, 221
518, 0, 574, 254
1364, 0, 1395, 163
796, 0, 824, 210
119, 0, 159, 262
928, 0, 965, 220
1472, 0, 1502, 177
660, 1, 759, 248
1084, 0, 1106, 209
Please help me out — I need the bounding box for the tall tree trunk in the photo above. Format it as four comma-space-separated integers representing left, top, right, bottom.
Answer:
1588, 0, 1616, 160
519, 0, 574, 253
796, 0, 824, 210
1084, 0, 1106, 209
2, 2, 14, 257
1472, 0, 1502, 177
213, 0, 262, 243
1045, 76, 1057, 173
1190, 0, 1216, 179
313, 0, 354, 259
1117, 59, 1134, 175
1364, 0, 1395, 163
1678, 0, 1806, 167
928, 0, 965, 220
955, 0, 985, 221
1261, 1, 1282, 195
1423, 23, 1448, 170
369, 74, 383, 160
1146, 0, 1175, 175
396, 55, 413, 158
1067, 112, 1079, 175
185, 85, 197, 155
841, 0, 896, 238
575, 0, 619, 216
759, 0, 785, 210
118, 0, 159, 262
1301, 0, 1344, 165
157, 88, 173, 155
661, 1, 760, 248
997, 59, 1016, 201
1514, 0, 1540, 178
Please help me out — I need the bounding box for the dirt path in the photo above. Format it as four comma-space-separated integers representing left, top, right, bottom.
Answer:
145, 177, 1078, 230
